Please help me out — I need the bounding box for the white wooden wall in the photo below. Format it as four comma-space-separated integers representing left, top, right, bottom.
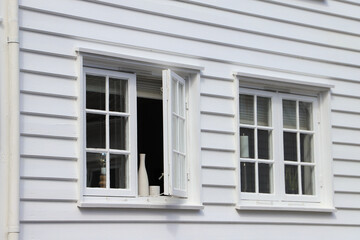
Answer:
18, 0, 360, 239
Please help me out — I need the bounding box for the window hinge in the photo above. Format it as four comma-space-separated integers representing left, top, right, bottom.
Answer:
186, 102, 189, 110
187, 173, 190, 181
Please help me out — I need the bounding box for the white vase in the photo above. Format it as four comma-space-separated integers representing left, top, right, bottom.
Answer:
138, 153, 149, 196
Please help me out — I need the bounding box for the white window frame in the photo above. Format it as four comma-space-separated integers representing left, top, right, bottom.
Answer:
82, 68, 137, 197
235, 72, 335, 212
76, 49, 203, 209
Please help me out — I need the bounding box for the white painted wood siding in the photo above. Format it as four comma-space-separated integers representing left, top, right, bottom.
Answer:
18, 0, 360, 239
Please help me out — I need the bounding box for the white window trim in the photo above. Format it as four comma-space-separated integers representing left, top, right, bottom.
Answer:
82, 67, 137, 197
234, 72, 336, 212
76, 49, 203, 210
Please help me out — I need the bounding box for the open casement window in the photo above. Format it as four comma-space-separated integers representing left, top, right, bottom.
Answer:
162, 70, 188, 198
239, 87, 324, 204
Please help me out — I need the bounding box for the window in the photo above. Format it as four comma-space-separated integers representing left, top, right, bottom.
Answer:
78, 51, 202, 209
236, 74, 334, 211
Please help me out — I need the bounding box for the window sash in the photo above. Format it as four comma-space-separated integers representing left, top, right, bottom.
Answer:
162, 69, 188, 198
239, 88, 320, 202
83, 68, 137, 197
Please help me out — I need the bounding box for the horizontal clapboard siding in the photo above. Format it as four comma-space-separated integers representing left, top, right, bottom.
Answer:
16, 0, 360, 239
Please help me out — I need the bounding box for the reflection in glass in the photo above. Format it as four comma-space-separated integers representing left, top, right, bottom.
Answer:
109, 78, 127, 113
86, 152, 106, 188
240, 95, 254, 125
283, 100, 296, 129
299, 102, 312, 130
179, 119, 185, 153
173, 153, 186, 190
241, 162, 255, 193
300, 134, 313, 162
179, 83, 185, 117
86, 113, 106, 148
110, 154, 127, 189
240, 128, 255, 159
110, 116, 127, 150
258, 130, 272, 160
172, 116, 178, 151
283, 132, 297, 161
86, 75, 105, 110
172, 79, 178, 114
302, 166, 315, 195
259, 163, 272, 193
257, 97, 271, 126
285, 165, 298, 194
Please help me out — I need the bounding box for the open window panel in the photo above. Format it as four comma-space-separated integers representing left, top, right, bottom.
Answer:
137, 69, 188, 198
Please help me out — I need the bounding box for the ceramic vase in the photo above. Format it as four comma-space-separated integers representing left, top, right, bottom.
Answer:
138, 153, 149, 196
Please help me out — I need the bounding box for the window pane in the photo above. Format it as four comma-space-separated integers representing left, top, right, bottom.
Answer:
300, 134, 313, 162
283, 100, 296, 129
179, 118, 185, 153
86, 152, 106, 188
257, 97, 271, 126
241, 162, 255, 193
109, 78, 127, 112
172, 79, 178, 114
259, 163, 272, 193
178, 82, 185, 117
172, 115, 178, 151
285, 165, 298, 194
283, 132, 297, 161
179, 154, 186, 190
86, 113, 105, 148
258, 130, 272, 160
86, 75, 105, 110
173, 153, 180, 189
240, 128, 254, 159
110, 116, 127, 150
299, 102, 312, 130
302, 166, 315, 195
110, 154, 127, 189
240, 95, 254, 125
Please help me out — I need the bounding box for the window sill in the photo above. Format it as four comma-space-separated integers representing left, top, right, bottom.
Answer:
78, 196, 204, 210
236, 201, 336, 213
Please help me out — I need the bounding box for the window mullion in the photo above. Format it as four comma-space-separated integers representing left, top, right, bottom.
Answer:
105, 75, 110, 189
276, 95, 285, 199
296, 101, 302, 195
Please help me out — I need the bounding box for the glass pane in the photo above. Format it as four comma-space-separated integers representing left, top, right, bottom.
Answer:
258, 130, 272, 160
259, 163, 272, 193
240, 95, 254, 125
300, 134, 313, 162
86, 75, 105, 110
86, 152, 106, 188
172, 79, 178, 114
241, 162, 255, 193
179, 119, 185, 153
173, 153, 179, 189
299, 102, 312, 130
302, 166, 315, 195
178, 82, 185, 117
179, 154, 186, 190
86, 113, 105, 148
283, 132, 297, 161
240, 128, 254, 159
110, 154, 127, 189
285, 165, 299, 194
109, 78, 127, 113
172, 115, 178, 151
283, 100, 296, 129
257, 97, 271, 126
110, 116, 127, 150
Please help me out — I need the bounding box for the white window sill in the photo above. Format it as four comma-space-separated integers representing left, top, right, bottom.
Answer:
237, 201, 336, 213
78, 196, 204, 210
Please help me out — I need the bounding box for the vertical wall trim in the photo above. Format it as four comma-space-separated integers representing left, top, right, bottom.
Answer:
6, 0, 20, 239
